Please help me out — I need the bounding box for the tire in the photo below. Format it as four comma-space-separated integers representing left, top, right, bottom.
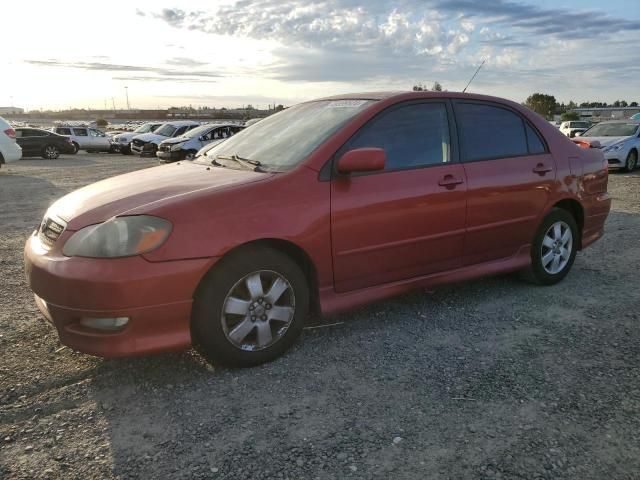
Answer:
624, 149, 637, 172
184, 150, 197, 160
120, 145, 132, 155
192, 247, 309, 367
524, 208, 578, 285
71, 142, 79, 154
41, 145, 60, 160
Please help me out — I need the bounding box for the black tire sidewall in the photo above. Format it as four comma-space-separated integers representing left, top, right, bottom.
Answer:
625, 150, 637, 172
192, 247, 309, 367
530, 208, 578, 285
71, 143, 79, 154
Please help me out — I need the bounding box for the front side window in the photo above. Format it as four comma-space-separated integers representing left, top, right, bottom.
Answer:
456, 103, 529, 161
345, 102, 451, 171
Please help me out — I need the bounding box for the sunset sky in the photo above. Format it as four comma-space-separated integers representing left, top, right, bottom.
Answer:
5, 0, 640, 111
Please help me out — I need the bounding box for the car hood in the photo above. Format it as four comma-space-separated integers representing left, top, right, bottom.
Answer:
580, 135, 632, 147
160, 135, 192, 146
46, 163, 273, 230
132, 132, 167, 144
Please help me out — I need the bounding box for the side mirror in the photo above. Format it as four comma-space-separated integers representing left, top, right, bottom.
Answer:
337, 148, 385, 174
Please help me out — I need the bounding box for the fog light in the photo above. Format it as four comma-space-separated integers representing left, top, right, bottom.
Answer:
80, 317, 129, 331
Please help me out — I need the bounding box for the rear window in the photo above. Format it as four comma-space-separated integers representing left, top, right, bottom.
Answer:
456, 103, 529, 161
72, 128, 88, 136
56, 128, 72, 135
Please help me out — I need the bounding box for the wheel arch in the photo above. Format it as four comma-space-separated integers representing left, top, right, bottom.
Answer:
552, 198, 584, 249
194, 238, 321, 315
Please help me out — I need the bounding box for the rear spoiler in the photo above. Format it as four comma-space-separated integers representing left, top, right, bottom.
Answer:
572, 138, 601, 149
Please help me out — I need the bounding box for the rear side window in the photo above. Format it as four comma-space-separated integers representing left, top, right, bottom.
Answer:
346, 102, 451, 171
525, 124, 546, 154
72, 128, 88, 136
456, 103, 528, 161
56, 128, 72, 135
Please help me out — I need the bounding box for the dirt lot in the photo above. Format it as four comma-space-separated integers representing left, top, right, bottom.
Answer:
1, 153, 639, 480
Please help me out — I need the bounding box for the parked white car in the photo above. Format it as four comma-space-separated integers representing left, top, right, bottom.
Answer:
0, 116, 22, 167
112, 122, 164, 155
579, 120, 640, 171
50, 126, 114, 153
157, 123, 244, 163
560, 121, 590, 138
130, 120, 199, 156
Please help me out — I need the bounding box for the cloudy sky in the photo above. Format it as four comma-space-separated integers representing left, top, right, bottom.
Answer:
5, 0, 640, 110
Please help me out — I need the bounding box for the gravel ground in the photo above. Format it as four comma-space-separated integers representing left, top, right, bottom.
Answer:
1, 154, 639, 480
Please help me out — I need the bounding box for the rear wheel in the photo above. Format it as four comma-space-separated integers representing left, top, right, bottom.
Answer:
192, 247, 309, 367
71, 142, 79, 154
41, 145, 60, 159
624, 149, 637, 172
524, 208, 578, 285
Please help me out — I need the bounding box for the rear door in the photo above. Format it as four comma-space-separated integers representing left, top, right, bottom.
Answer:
330, 101, 467, 292
452, 101, 556, 265
72, 128, 89, 148
89, 129, 110, 150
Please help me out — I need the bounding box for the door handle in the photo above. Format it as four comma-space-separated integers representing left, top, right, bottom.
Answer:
532, 163, 553, 175
438, 175, 464, 189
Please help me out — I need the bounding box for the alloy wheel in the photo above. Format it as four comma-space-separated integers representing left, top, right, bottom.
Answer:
44, 146, 59, 159
627, 151, 637, 171
220, 270, 295, 351
541, 221, 573, 275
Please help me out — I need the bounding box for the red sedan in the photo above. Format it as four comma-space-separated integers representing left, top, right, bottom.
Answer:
24, 92, 611, 366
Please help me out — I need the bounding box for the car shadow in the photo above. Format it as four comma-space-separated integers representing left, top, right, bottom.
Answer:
13, 155, 100, 167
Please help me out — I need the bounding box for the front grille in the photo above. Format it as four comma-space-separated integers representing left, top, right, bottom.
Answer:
132, 139, 146, 147
158, 144, 170, 152
38, 216, 66, 248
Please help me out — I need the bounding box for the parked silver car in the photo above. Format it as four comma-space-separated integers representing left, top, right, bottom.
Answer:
112, 122, 164, 155
50, 126, 114, 153
579, 120, 640, 171
157, 123, 244, 163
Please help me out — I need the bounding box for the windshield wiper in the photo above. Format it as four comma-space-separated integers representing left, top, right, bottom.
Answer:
215, 154, 264, 171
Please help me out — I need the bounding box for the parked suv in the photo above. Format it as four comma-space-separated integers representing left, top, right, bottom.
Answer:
0, 116, 22, 167
560, 121, 590, 138
112, 122, 164, 155
51, 126, 114, 153
157, 123, 244, 163
130, 121, 199, 156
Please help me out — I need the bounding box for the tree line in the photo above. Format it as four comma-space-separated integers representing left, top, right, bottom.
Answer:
524, 93, 639, 121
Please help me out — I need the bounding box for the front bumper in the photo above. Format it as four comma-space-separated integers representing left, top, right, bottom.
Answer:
24, 232, 218, 357
157, 149, 183, 163
131, 142, 157, 156
603, 149, 629, 169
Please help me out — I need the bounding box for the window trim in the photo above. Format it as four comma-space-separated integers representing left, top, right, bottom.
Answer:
451, 100, 549, 164
323, 99, 459, 180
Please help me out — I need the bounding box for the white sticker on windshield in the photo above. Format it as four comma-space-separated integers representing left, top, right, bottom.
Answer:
327, 100, 368, 108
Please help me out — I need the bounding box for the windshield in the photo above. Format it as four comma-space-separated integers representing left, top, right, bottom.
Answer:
194, 99, 376, 171
183, 124, 215, 139
155, 124, 178, 137
134, 123, 157, 134
583, 123, 639, 137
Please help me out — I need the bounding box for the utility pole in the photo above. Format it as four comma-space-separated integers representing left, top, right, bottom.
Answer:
125, 86, 130, 110
112, 98, 116, 112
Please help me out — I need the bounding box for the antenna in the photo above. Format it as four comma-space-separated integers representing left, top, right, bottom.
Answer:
462, 59, 486, 93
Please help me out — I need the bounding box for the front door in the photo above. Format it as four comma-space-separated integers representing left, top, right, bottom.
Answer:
330, 101, 467, 293
452, 101, 557, 264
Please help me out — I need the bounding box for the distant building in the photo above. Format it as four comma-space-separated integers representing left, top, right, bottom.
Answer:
572, 106, 640, 122
0, 106, 25, 115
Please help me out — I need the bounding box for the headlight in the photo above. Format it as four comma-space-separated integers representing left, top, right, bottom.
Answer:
62, 215, 172, 258
170, 143, 185, 152
608, 143, 625, 152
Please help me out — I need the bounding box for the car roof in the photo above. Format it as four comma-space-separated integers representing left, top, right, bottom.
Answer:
596, 119, 640, 124
312, 91, 529, 106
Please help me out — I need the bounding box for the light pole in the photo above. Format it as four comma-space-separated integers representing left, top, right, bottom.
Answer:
125, 86, 130, 110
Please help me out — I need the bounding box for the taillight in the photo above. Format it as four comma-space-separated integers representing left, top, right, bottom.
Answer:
3, 128, 16, 139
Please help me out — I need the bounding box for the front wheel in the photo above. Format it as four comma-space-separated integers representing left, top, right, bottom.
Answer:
192, 247, 309, 367
184, 150, 197, 160
71, 142, 79, 154
624, 149, 637, 172
525, 208, 578, 285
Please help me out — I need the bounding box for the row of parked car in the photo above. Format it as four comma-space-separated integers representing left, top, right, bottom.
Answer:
0, 117, 250, 166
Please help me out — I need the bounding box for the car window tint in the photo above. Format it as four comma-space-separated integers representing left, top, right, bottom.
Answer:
347, 103, 450, 171
456, 103, 528, 161
14, 130, 23, 138
174, 126, 188, 136
525, 124, 546, 154
57, 128, 72, 135
72, 128, 88, 136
